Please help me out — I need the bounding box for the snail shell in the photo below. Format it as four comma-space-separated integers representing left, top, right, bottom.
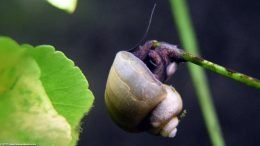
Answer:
105, 51, 183, 138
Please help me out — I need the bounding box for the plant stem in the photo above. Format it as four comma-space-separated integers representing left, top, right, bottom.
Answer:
169, 0, 226, 146
181, 52, 260, 89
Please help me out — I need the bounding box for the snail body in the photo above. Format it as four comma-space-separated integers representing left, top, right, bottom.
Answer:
105, 49, 183, 138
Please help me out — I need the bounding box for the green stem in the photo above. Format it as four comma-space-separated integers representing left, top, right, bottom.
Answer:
169, 0, 226, 146
182, 52, 260, 89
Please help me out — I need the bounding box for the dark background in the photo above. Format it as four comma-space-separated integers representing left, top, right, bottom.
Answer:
1, 0, 260, 146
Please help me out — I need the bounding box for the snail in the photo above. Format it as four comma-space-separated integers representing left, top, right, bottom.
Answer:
105, 40, 184, 138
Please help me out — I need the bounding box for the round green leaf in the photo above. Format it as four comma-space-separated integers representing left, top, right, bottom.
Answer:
0, 37, 94, 146
47, 0, 78, 13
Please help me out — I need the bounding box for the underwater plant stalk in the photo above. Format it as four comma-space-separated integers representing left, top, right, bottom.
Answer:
169, 0, 226, 146
181, 52, 260, 89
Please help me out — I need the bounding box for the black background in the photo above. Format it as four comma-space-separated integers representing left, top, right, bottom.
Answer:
1, 0, 260, 146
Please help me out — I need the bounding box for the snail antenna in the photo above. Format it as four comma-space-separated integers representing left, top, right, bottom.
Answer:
128, 3, 157, 51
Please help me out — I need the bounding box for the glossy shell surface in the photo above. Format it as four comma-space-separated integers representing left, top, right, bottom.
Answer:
105, 51, 183, 137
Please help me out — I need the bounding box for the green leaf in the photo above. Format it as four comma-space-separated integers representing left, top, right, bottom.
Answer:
47, 0, 78, 13
0, 36, 94, 146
